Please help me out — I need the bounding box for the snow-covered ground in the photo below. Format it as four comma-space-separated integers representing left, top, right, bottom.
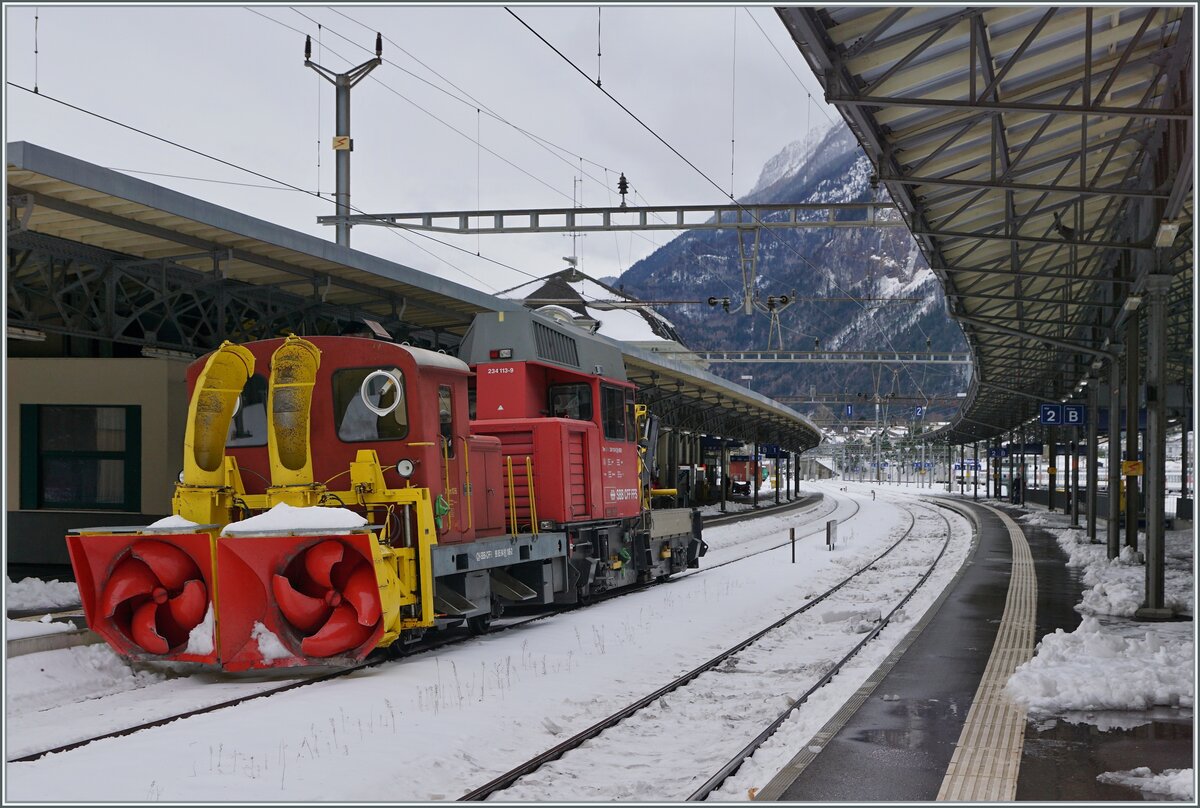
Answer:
5, 483, 968, 801
5, 482, 1190, 801
5, 576, 80, 613
1000, 507, 1195, 801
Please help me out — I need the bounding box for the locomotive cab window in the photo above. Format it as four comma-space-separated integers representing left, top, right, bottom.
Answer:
601, 385, 627, 441
549, 383, 593, 421
333, 367, 408, 442
226, 373, 268, 447
439, 385, 455, 457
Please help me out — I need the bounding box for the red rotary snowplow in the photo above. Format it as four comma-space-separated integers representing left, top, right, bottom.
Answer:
66, 336, 435, 671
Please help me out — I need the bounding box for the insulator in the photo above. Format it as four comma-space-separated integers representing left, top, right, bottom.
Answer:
376, 33, 383, 57
707, 296, 718, 306
305, 35, 312, 60
617, 172, 629, 195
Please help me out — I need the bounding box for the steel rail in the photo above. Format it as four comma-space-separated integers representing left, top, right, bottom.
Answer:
686, 500, 957, 800
8, 500, 826, 763
458, 493, 923, 801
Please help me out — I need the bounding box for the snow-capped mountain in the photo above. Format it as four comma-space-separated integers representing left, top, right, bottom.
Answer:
616, 122, 969, 425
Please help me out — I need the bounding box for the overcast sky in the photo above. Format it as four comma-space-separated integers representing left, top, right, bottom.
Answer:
4, 4, 837, 294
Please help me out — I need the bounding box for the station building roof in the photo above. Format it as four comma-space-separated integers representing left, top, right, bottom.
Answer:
780, 7, 1193, 442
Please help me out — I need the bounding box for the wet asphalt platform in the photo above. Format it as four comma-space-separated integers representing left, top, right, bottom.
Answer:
763, 498, 1193, 802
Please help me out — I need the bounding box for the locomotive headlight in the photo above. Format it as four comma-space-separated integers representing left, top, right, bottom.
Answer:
488, 348, 514, 360
396, 458, 415, 478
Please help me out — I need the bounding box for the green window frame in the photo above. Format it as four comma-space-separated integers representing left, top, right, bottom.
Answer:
20, 404, 142, 511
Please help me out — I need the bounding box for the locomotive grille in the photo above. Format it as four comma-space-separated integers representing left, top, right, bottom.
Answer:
533, 322, 580, 367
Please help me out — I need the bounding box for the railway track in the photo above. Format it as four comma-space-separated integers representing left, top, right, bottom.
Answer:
7, 492, 841, 764
458, 497, 961, 801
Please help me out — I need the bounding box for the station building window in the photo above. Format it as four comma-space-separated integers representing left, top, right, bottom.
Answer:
20, 404, 141, 511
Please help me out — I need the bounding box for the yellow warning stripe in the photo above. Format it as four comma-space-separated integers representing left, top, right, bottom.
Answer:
937, 503, 1037, 801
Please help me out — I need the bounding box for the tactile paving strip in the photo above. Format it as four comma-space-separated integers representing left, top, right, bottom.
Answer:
936, 503, 1036, 801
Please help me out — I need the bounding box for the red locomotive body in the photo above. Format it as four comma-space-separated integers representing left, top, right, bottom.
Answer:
210, 336, 507, 544
472, 359, 641, 526
66, 310, 705, 671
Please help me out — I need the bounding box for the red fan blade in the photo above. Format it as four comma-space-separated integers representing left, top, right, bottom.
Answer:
342, 562, 382, 626
130, 600, 169, 654
303, 541, 344, 589
130, 540, 197, 591
300, 603, 375, 658
166, 579, 208, 630
99, 558, 157, 617
272, 574, 332, 633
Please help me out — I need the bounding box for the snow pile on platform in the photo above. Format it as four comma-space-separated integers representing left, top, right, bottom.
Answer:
1005, 617, 1193, 713
6, 575, 81, 611
221, 503, 367, 535
1051, 527, 1194, 617
1097, 767, 1194, 800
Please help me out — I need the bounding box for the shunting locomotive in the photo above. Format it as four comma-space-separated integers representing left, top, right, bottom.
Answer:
66, 310, 705, 671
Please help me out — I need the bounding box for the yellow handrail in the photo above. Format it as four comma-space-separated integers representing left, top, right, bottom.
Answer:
506, 455, 517, 537
442, 435, 453, 531
525, 456, 538, 536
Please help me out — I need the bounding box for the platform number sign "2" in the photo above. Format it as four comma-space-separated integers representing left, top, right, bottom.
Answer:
1039, 404, 1062, 424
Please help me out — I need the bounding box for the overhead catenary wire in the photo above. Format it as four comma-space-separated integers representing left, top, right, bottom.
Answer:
742, 7, 835, 126
6, 81, 545, 293
274, 4, 740, 296
268, 7, 577, 205
33, 7, 40, 94
506, 7, 936, 410
302, 6, 690, 259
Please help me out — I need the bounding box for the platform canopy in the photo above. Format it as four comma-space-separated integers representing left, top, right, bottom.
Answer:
780, 7, 1193, 442
6, 141, 514, 343
6, 141, 822, 452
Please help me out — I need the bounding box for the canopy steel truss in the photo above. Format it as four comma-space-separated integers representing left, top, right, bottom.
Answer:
6, 231, 439, 353
781, 5, 1193, 443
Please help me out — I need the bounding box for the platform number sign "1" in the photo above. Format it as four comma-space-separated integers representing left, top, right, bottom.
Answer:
846, 404, 853, 418
1039, 403, 1062, 425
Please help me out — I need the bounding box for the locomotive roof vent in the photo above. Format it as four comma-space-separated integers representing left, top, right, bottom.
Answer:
533, 321, 580, 368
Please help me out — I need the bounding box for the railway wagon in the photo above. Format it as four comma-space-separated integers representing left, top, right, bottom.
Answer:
66, 310, 704, 671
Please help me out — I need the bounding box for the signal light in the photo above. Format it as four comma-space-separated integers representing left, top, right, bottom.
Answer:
488, 348, 514, 360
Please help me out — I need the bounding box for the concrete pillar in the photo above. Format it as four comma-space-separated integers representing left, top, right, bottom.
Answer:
1125, 312, 1141, 549
1108, 355, 1122, 559
1137, 275, 1171, 618
1087, 379, 1099, 543
1020, 421, 1028, 506
1008, 432, 1016, 502
774, 450, 781, 505
1071, 430, 1080, 527
752, 441, 759, 509
1048, 426, 1057, 512
973, 442, 979, 500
